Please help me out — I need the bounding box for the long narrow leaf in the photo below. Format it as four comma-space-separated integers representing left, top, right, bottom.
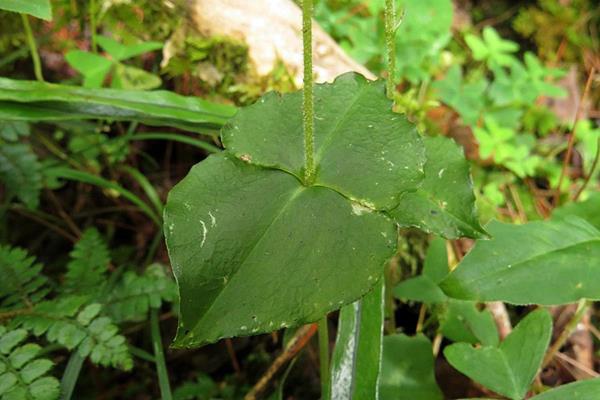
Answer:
330, 280, 385, 400
47, 167, 161, 226
0, 78, 236, 133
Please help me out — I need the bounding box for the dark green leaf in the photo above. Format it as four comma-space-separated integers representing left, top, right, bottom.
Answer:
0, 0, 52, 20
390, 135, 486, 239
222, 72, 425, 210
0, 78, 235, 133
379, 334, 443, 400
164, 154, 396, 347
440, 218, 600, 305
330, 281, 384, 399
444, 309, 552, 400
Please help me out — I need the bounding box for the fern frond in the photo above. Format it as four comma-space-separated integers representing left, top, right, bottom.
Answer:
0, 122, 30, 142
0, 326, 60, 400
106, 263, 177, 322
15, 297, 133, 371
64, 228, 110, 294
0, 246, 49, 312
0, 142, 42, 209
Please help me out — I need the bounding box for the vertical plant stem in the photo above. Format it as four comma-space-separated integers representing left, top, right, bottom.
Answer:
20, 14, 44, 82
318, 317, 330, 399
302, 0, 315, 185
151, 308, 173, 400
543, 300, 590, 368
60, 352, 85, 400
384, 0, 396, 98
553, 67, 595, 205
90, 0, 98, 52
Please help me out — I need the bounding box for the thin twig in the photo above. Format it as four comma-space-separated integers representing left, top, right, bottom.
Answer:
555, 352, 599, 378
244, 324, 318, 400
543, 299, 589, 368
225, 339, 241, 375
573, 137, 600, 201
553, 67, 596, 206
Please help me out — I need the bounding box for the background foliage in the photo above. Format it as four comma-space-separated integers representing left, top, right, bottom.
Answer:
0, 0, 599, 398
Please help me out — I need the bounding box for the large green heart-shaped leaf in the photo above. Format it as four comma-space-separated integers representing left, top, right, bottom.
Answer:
330, 281, 384, 400
222, 72, 425, 210
444, 309, 552, 400
164, 154, 396, 347
390, 135, 486, 239
440, 218, 600, 305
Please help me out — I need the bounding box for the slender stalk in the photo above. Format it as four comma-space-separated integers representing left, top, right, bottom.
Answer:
384, 0, 396, 98
90, 0, 98, 53
542, 300, 589, 368
244, 324, 318, 400
302, 0, 315, 185
151, 308, 173, 400
553, 67, 595, 206
573, 137, 600, 201
318, 316, 330, 399
60, 352, 85, 400
20, 14, 44, 82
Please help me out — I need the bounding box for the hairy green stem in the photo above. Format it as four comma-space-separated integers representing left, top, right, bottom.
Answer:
151, 308, 173, 400
90, 0, 98, 52
20, 14, 44, 82
384, 0, 396, 98
302, 0, 315, 185
318, 317, 330, 398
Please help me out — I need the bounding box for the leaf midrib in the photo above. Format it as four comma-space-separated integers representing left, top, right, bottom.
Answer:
186, 185, 306, 338
312, 83, 370, 167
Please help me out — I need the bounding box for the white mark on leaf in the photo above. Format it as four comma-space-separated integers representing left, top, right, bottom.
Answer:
208, 211, 216, 227
199, 220, 207, 247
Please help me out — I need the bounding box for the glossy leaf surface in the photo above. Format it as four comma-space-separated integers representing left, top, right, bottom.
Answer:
379, 334, 443, 400
164, 154, 396, 347
441, 218, 600, 305
0, 78, 235, 133
0, 0, 52, 20
390, 135, 486, 238
222, 72, 425, 210
330, 281, 384, 400
444, 309, 552, 400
